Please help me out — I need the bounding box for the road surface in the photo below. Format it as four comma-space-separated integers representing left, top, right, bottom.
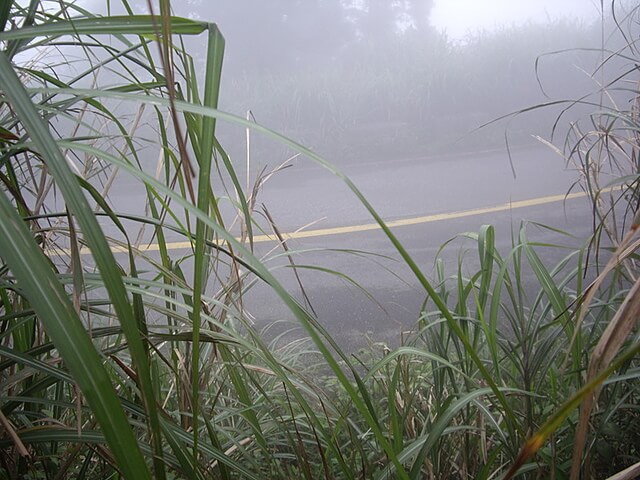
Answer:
108, 146, 594, 351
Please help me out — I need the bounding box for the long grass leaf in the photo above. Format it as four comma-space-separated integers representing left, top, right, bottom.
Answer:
54, 135, 410, 478
504, 341, 640, 479
0, 15, 206, 41
0, 51, 163, 478
33, 87, 521, 430
520, 229, 570, 327
0, 0, 11, 33
0, 180, 150, 479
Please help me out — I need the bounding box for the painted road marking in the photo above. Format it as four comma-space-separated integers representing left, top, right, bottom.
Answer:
129, 190, 590, 252
47, 189, 597, 256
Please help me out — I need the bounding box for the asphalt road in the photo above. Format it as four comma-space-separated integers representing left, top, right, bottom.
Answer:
234, 146, 592, 351
107, 145, 594, 351
257, 145, 579, 232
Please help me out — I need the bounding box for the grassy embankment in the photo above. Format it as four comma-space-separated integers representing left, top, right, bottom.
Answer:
217, 17, 599, 163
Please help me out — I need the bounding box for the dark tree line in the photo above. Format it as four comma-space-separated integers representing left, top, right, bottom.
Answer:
207, 0, 435, 71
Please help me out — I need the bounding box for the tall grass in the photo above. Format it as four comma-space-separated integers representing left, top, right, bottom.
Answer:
0, 1, 638, 479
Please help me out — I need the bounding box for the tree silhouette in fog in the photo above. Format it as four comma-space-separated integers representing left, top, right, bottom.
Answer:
212, 0, 434, 71
356, 0, 434, 41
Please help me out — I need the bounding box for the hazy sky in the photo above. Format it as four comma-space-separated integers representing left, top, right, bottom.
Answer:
431, 0, 601, 39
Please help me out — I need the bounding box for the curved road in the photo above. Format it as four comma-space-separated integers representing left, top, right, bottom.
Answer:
235, 146, 593, 351
106, 145, 593, 351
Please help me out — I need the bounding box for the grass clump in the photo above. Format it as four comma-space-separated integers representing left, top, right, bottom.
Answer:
0, 1, 639, 479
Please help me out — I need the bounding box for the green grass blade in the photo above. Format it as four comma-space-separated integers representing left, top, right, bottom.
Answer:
505, 342, 640, 479
0, 15, 207, 42
54, 136, 410, 479
35, 87, 522, 431
4, 0, 39, 59
200, 24, 224, 169
520, 228, 570, 327
0, 0, 11, 33
0, 51, 164, 479
0, 183, 150, 479
477, 225, 495, 312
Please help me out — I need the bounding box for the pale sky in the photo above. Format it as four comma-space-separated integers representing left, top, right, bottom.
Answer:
431, 0, 602, 39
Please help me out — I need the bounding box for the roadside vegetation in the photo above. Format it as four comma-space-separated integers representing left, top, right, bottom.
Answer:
0, 1, 638, 479
219, 19, 600, 162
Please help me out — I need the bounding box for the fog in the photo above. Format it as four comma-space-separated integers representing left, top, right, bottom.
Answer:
432, 0, 598, 39
5, 3, 640, 473
137, 0, 617, 170
25, 0, 639, 346
140, 0, 629, 346
69, 0, 624, 170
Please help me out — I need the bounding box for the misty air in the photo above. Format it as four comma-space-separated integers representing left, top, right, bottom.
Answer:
0, 1, 638, 478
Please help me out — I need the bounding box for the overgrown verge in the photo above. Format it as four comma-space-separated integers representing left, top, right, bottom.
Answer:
0, 1, 638, 479
218, 18, 599, 163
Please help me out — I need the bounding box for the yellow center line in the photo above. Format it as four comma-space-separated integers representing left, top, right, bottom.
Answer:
136, 190, 589, 252
47, 189, 596, 256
